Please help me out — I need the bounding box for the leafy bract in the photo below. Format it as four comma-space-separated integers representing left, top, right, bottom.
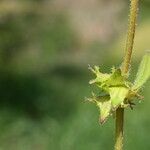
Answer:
86, 94, 111, 124
88, 66, 130, 123
89, 66, 127, 90
109, 87, 129, 109
87, 54, 150, 124
105, 68, 125, 87
89, 66, 110, 85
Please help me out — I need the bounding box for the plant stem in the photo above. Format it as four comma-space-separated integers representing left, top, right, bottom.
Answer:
115, 108, 124, 150
122, 0, 139, 74
115, 0, 139, 150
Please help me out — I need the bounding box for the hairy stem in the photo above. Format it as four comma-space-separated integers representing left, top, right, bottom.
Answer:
115, 0, 139, 150
122, 0, 139, 74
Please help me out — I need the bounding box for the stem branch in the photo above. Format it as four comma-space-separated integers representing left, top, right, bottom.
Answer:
115, 0, 139, 150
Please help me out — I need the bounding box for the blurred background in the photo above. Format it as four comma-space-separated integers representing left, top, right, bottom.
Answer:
0, 0, 150, 150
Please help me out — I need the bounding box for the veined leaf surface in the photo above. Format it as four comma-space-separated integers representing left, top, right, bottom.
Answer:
133, 52, 150, 90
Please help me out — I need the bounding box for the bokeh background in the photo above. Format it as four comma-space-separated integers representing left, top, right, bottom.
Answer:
0, 0, 150, 150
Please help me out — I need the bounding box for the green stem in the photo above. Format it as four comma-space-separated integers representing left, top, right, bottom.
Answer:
115, 108, 124, 150
115, 0, 139, 150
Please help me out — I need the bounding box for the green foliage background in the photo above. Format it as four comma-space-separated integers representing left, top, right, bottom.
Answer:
0, 0, 149, 150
